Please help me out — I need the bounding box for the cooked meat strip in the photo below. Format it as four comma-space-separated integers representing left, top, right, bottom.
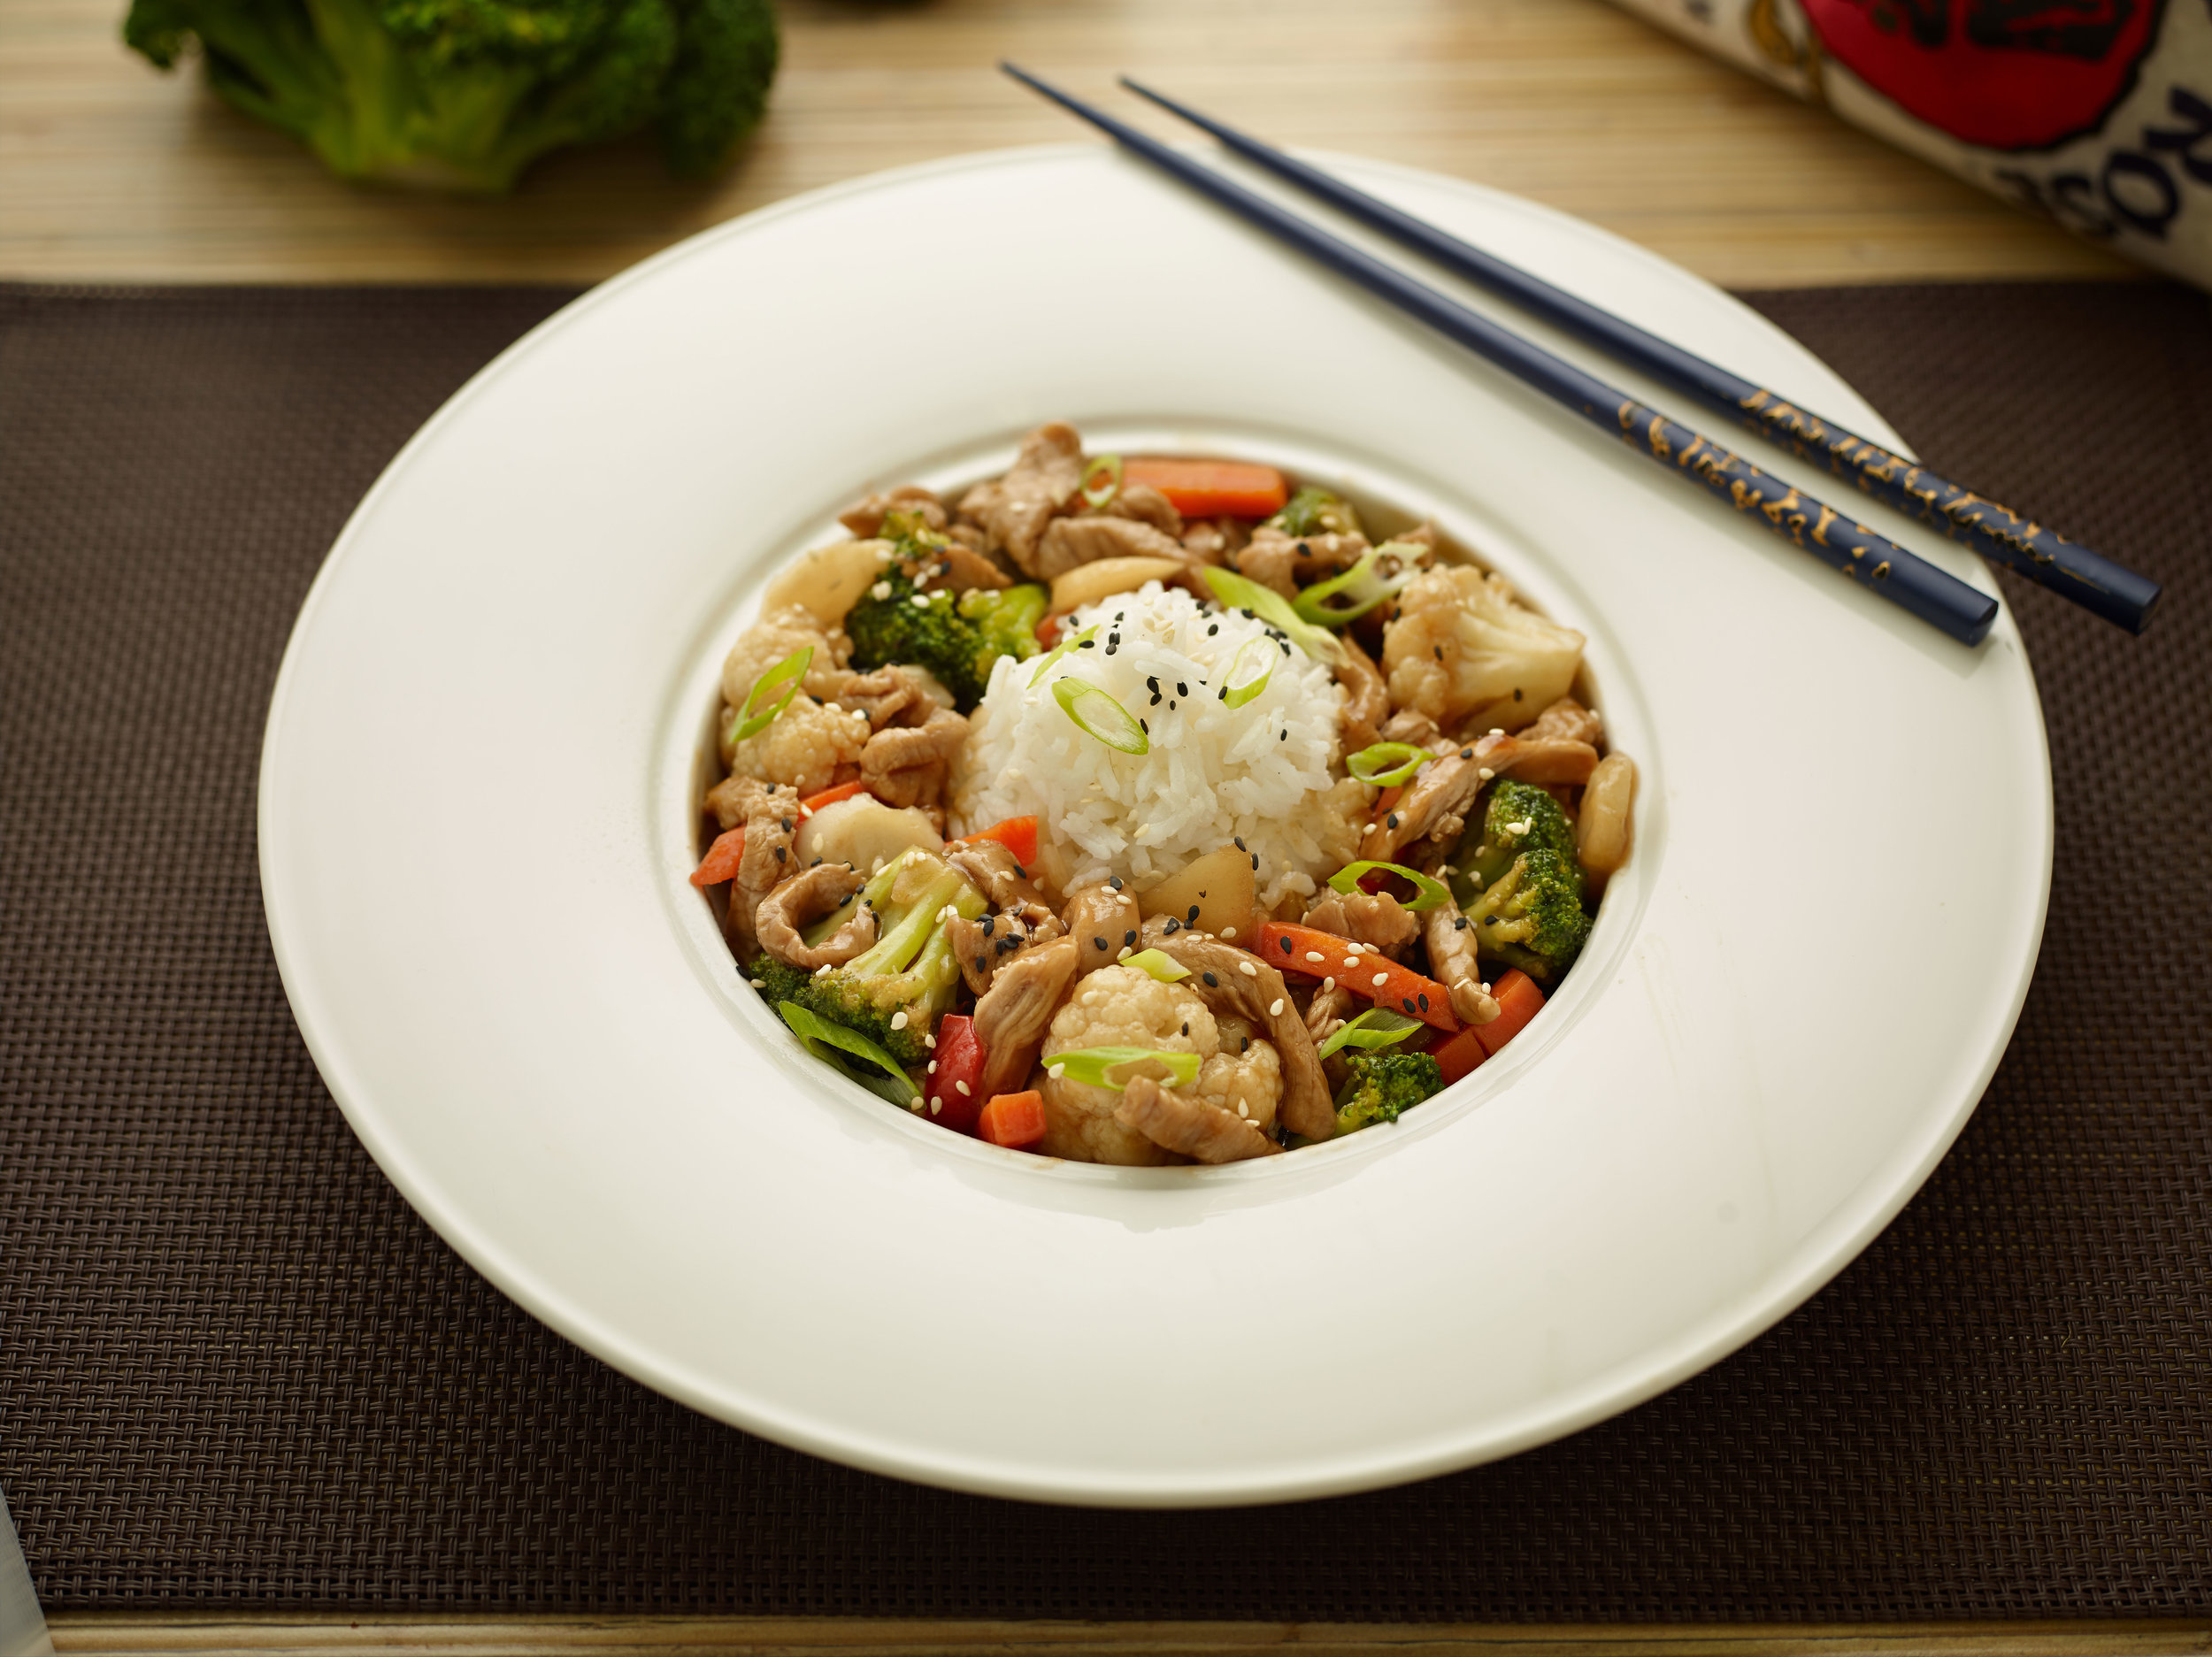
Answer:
916, 543, 1013, 594
1179, 515, 1248, 564
948, 840, 1048, 915
859, 705, 968, 809
1420, 894, 1501, 1026
972, 933, 1081, 1101
717, 777, 801, 961
838, 485, 947, 538
1115, 1075, 1281, 1164
1518, 694, 1601, 747
958, 421, 1084, 576
1377, 708, 1446, 750
1064, 882, 1142, 973
1103, 482, 1183, 537
1304, 980, 1358, 1046
1301, 888, 1421, 958
1335, 632, 1388, 754
821, 663, 947, 732
1033, 514, 1191, 582
1235, 525, 1372, 601
1135, 924, 1333, 1141
755, 863, 878, 970
1359, 747, 1485, 864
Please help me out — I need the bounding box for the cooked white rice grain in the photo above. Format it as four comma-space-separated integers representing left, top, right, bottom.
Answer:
950, 583, 1364, 907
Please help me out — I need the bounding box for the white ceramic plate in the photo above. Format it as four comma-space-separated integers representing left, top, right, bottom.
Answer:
259, 143, 2050, 1507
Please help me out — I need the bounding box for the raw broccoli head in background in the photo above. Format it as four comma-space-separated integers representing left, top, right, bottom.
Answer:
844, 516, 1047, 711
750, 848, 986, 1066
121, 0, 777, 191
1333, 1050, 1446, 1136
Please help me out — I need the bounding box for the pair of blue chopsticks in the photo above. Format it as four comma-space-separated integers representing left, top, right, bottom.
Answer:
1002, 65, 2163, 648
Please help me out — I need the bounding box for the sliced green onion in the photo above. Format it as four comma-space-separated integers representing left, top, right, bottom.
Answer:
776, 1001, 917, 1109
1201, 566, 1343, 664
1219, 634, 1275, 710
1079, 454, 1124, 510
1027, 622, 1100, 687
1347, 741, 1430, 787
1044, 1046, 1203, 1090
1123, 948, 1191, 984
1054, 677, 1149, 754
1329, 859, 1455, 912
1292, 544, 1419, 627
1315, 1008, 1425, 1061
729, 645, 811, 743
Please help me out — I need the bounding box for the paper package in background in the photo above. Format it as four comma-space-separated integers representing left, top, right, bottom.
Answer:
1611, 0, 2212, 288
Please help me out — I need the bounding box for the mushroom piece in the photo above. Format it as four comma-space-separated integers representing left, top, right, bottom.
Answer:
859, 705, 968, 809
1064, 882, 1143, 974
1134, 923, 1334, 1141
1114, 1075, 1281, 1164
755, 864, 879, 970
792, 794, 942, 878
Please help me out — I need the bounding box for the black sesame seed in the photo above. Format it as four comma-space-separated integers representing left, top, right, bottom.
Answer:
1109, 875, 1124, 889
1454, 917, 1468, 931
1187, 904, 1201, 923
1417, 993, 1430, 1011
773, 847, 787, 863
1181, 1022, 1190, 1037
1168, 701, 1176, 711
981, 916, 995, 936
1402, 997, 1417, 1015
1279, 730, 1287, 741
1235, 837, 1247, 851
1482, 915, 1497, 926
1148, 676, 1160, 689
975, 953, 987, 970
1513, 687, 1524, 701
1123, 929, 1137, 946
1241, 1036, 1251, 1051
1164, 917, 1181, 933
1202, 970, 1218, 986
780, 818, 794, 832
1433, 646, 1444, 661
1296, 541, 1311, 557
1207, 623, 1219, 636
1094, 937, 1109, 951
1251, 853, 1260, 869
1277, 936, 1291, 954
1387, 813, 1400, 829
1140, 717, 1149, 733
1079, 638, 1095, 648
1461, 748, 1474, 759
1177, 682, 1188, 696
810, 855, 821, 866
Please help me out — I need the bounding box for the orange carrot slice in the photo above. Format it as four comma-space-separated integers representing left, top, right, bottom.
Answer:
689, 825, 747, 888
979, 1090, 1048, 1149
1474, 970, 1544, 1056
961, 814, 1039, 867
1256, 920, 1461, 1032
1122, 458, 1289, 519
1428, 1024, 1489, 1085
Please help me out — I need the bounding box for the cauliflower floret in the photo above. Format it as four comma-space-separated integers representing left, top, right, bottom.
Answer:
721, 604, 853, 711
1038, 964, 1217, 1165
1382, 566, 1583, 735
1187, 1039, 1281, 1133
723, 693, 870, 794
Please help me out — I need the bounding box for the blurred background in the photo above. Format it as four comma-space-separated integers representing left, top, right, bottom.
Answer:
0, 0, 2150, 288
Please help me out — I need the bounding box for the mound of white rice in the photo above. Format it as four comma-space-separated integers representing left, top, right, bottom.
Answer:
951, 583, 1364, 908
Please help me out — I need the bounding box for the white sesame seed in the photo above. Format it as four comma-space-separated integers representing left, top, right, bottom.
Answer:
1322, 977, 1336, 992
1342, 957, 1359, 970
891, 1010, 909, 1031
870, 580, 891, 600
1305, 951, 1325, 963
1489, 727, 1505, 737
1238, 960, 1258, 978
749, 978, 765, 989
1478, 767, 1494, 781
1268, 998, 1285, 1017
910, 1096, 926, 1111
928, 1098, 941, 1116
1220, 924, 1236, 939
925, 1033, 937, 1049
1048, 1062, 1066, 1080
1371, 972, 1389, 988
926, 1060, 937, 1073
1236, 1101, 1249, 1119
814, 963, 833, 977
955, 1080, 971, 1097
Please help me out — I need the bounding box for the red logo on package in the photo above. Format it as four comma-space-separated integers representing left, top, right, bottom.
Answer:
1801, 0, 2167, 149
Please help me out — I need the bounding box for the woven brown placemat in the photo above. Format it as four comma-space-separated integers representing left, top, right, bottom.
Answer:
3, 279, 2209, 1621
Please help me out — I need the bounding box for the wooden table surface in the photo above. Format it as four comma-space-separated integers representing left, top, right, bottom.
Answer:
3, 3, 2182, 1653
0, 0, 2144, 288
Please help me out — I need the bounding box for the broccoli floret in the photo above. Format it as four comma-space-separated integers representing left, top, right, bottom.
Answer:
121, 0, 775, 192
1463, 850, 1590, 986
1268, 486, 1363, 540
1333, 1051, 1446, 1135
1458, 779, 1580, 894
843, 520, 1046, 710
751, 848, 986, 1064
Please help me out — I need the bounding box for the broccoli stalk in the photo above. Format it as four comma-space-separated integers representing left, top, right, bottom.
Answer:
753, 848, 987, 1066
843, 516, 1046, 710
122, 0, 776, 191
1333, 1051, 1446, 1135
1452, 781, 1590, 985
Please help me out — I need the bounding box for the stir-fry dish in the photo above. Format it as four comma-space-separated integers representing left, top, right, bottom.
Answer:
692, 422, 1637, 1162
